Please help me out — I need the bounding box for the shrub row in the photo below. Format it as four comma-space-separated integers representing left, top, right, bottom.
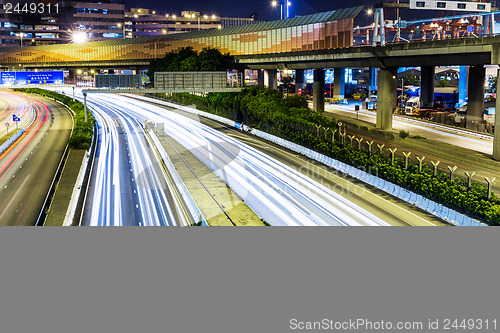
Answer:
14, 88, 95, 149
158, 86, 500, 225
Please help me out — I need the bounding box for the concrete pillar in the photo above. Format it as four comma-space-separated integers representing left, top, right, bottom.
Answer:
257, 69, 265, 86
264, 69, 277, 89
377, 68, 396, 130
313, 68, 325, 113
466, 65, 486, 130
494, 69, 500, 160
420, 66, 435, 108
458, 66, 468, 107
333, 68, 345, 99
295, 69, 305, 94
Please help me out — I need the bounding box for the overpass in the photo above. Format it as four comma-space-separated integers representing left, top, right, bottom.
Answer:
0, 6, 498, 159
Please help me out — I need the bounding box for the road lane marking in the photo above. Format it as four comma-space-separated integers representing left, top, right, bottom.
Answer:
0, 174, 30, 222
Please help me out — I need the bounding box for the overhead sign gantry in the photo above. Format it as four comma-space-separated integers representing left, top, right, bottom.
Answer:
373, 0, 494, 46
409, 0, 491, 12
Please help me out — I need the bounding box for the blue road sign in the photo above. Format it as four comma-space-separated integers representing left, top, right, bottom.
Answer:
467, 25, 474, 33
394, 20, 407, 29
13, 115, 20, 122
0, 71, 64, 85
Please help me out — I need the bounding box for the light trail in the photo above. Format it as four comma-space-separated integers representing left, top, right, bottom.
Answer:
0, 97, 49, 182
55, 87, 192, 226
104, 94, 391, 226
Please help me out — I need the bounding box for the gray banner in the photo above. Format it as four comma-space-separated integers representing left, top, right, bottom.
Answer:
0, 228, 498, 333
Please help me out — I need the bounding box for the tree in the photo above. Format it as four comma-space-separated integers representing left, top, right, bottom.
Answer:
488, 75, 497, 93
403, 73, 420, 86
281, 76, 293, 97
436, 78, 449, 87
198, 47, 232, 71
147, 47, 233, 86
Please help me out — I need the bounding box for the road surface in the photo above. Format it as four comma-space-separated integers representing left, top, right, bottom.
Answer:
57, 88, 195, 226
0, 91, 72, 226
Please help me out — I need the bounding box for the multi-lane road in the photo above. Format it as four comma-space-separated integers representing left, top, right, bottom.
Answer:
55, 88, 446, 226
0, 91, 72, 225
3, 86, 463, 226
60, 88, 195, 226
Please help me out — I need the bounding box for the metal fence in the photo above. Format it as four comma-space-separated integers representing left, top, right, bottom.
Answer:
154, 72, 243, 90
95, 74, 142, 88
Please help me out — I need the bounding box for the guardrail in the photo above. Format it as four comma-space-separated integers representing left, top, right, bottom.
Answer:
0, 128, 25, 156
132, 94, 486, 226
148, 130, 208, 226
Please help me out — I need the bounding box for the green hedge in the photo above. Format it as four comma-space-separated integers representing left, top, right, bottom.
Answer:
157, 86, 500, 225
14, 88, 95, 149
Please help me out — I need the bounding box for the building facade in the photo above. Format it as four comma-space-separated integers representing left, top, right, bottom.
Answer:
0, 7, 362, 66
125, 8, 256, 38
0, 2, 257, 47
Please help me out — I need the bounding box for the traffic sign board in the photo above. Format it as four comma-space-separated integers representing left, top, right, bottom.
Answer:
467, 25, 474, 33
5, 122, 9, 127
394, 20, 407, 29
12, 114, 20, 122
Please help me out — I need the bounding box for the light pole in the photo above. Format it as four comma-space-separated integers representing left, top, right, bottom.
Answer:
118, 23, 125, 39
271, 1, 283, 20
17, 33, 24, 47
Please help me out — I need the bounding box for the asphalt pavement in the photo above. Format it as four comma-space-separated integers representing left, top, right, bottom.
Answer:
131, 95, 448, 226
0, 92, 72, 226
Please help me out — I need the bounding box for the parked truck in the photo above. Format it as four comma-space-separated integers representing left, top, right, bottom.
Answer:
404, 96, 420, 115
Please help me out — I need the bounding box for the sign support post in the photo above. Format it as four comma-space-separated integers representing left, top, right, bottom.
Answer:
83, 92, 87, 123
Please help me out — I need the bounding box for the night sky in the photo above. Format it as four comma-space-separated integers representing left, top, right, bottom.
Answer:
124, 0, 376, 21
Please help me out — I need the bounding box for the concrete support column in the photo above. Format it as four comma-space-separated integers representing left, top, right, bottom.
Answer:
295, 69, 305, 94
264, 69, 277, 89
494, 70, 500, 160
377, 68, 397, 130
333, 68, 345, 99
420, 66, 435, 108
257, 69, 265, 86
313, 68, 325, 113
458, 66, 468, 107
466, 65, 486, 130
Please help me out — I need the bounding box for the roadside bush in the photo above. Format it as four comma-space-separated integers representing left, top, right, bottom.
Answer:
158, 86, 500, 225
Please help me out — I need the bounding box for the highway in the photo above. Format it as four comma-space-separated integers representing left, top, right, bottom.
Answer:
0, 91, 72, 226
56, 88, 194, 226
102, 93, 447, 226
323, 103, 494, 155
321, 103, 500, 194
0, 91, 35, 136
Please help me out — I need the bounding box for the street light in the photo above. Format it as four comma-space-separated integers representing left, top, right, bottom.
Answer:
271, 1, 291, 20
72, 31, 87, 44
271, 1, 282, 20
117, 23, 125, 39
17, 33, 25, 47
